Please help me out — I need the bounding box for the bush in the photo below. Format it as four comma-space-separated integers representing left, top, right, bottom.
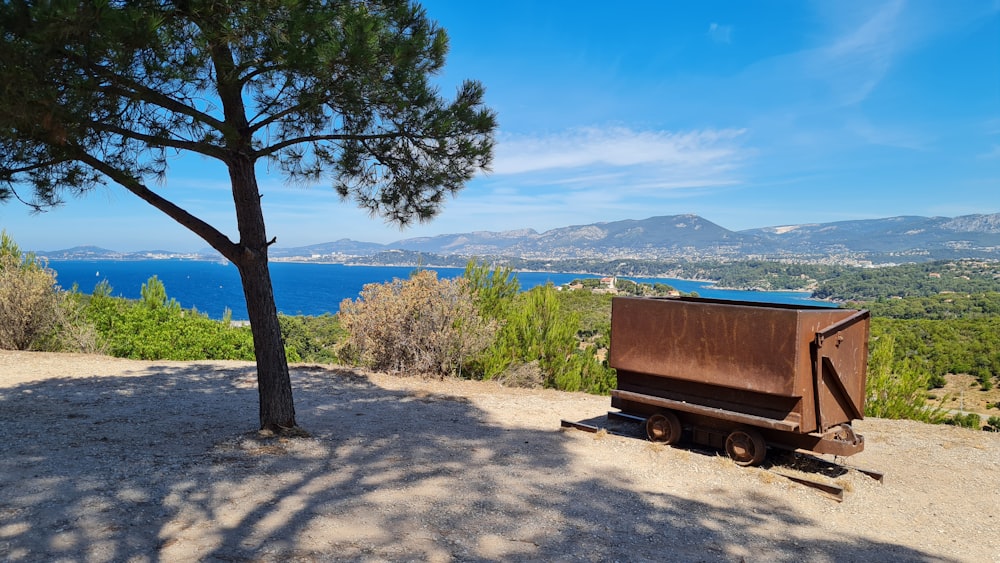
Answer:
84, 278, 255, 360
987, 416, 1000, 432
946, 412, 982, 430
339, 261, 617, 393
338, 270, 497, 377
865, 335, 945, 423
976, 368, 994, 391
463, 260, 519, 319
0, 231, 66, 350
472, 282, 616, 393
474, 284, 576, 383
927, 372, 947, 389
139, 275, 180, 311
279, 313, 345, 364
56, 286, 100, 354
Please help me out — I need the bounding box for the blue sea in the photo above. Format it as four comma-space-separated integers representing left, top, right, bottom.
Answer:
47, 260, 832, 320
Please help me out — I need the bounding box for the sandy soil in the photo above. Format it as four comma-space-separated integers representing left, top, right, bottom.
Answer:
928, 373, 1000, 421
1, 351, 998, 562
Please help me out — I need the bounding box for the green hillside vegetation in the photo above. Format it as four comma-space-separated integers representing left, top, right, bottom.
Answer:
356, 256, 1000, 301
869, 315, 1000, 392
851, 291, 1000, 319
813, 261, 1000, 301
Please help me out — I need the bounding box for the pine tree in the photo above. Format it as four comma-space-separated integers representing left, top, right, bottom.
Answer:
0, 1, 495, 431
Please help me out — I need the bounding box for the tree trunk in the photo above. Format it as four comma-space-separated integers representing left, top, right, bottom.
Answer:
228, 155, 297, 432
238, 253, 297, 432
204, 31, 298, 431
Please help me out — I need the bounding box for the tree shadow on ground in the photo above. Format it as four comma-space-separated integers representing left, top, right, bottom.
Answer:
0, 363, 951, 562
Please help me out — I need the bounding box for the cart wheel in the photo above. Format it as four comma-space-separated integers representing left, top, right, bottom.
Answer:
725, 428, 767, 466
646, 411, 682, 445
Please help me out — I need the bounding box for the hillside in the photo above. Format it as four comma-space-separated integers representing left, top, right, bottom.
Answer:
36, 212, 1000, 264
291, 212, 1000, 263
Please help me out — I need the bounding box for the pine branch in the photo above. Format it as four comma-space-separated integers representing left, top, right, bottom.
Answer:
71, 148, 239, 260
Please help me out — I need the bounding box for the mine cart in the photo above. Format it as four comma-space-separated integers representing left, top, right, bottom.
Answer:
609, 296, 870, 466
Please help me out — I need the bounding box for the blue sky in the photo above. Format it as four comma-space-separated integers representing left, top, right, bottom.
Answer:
2, 0, 999, 252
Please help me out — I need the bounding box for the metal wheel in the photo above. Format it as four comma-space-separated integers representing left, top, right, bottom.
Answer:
645, 410, 682, 445
725, 428, 767, 466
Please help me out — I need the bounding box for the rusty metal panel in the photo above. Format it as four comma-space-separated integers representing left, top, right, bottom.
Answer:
814, 310, 871, 431
610, 297, 854, 396
610, 297, 797, 395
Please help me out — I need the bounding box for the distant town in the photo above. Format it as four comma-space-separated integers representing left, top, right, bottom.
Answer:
34, 212, 1000, 268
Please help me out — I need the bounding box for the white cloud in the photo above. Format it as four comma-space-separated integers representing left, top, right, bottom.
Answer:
979, 145, 1000, 160
845, 117, 930, 151
384, 125, 753, 237
708, 22, 733, 44
984, 118, 1000, 136
493, 126, 747, 180
811, 0, 906, 106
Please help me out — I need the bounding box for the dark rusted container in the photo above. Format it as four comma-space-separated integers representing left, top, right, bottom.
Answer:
609, 296, 870, 465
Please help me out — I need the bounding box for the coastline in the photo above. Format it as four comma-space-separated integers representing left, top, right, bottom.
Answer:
46, 259, 832, 320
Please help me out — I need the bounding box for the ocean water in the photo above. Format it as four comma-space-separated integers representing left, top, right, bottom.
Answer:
47, 260, 830, 320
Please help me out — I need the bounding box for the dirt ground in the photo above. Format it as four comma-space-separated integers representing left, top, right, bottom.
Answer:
1, 351, 998, 562
927, 373, 1000, 422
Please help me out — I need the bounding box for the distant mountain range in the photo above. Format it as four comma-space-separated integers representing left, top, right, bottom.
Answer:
36, 213, 1000, 264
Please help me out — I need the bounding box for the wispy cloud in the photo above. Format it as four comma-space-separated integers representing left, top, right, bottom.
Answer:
493, 126, 747, 183
845, 117, 930, 151
984, 118, 1000, 136
398, 126, 754, 235
812, 0, 906, 106
979, 145, 1000, 160
708, 22, 733, 44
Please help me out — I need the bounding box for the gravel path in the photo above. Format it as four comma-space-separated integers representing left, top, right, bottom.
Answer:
1, 351, 998, 562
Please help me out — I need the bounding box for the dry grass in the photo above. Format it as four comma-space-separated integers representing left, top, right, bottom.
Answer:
758, 471, 780, 485
835, 478, 855, 493
643, 441, 665, 453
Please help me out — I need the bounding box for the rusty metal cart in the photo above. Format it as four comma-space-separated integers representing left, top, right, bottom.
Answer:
609, 296, 870, 466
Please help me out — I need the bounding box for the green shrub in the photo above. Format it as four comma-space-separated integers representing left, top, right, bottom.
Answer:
976, 368, 994, 391
474, 284, 575, 382
865, 335, 945, 423
279, 313, 345, 364
463, 260, 519, 319
139, 275, 180, 311
928, 373, 947, 389
473, 283, 615, 393
83, 277, 255, 361
946, 412, 982, 430
462, 261, 616, 394
987, 416, 1000, 432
